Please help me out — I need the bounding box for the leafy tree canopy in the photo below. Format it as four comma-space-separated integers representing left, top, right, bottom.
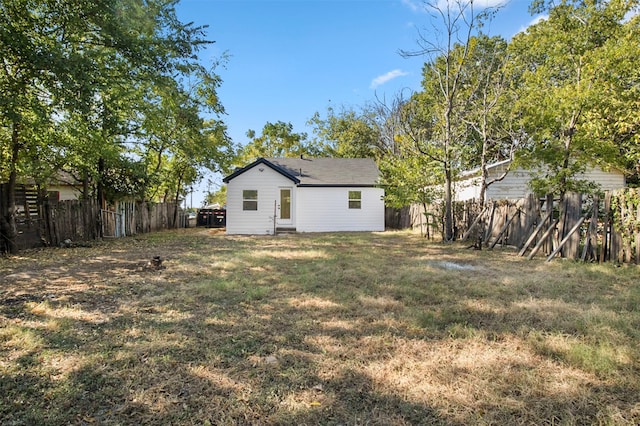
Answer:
508, 0, 639, 196
236, 121, 323, 165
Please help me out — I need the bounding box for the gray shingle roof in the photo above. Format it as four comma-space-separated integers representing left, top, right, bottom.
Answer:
223, 157, 380, 186
265, 157, 380, 186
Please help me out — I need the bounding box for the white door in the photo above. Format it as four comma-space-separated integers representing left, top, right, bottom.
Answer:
277, 188, 293, 226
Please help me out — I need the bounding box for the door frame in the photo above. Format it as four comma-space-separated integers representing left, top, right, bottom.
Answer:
277, 187, 294, 226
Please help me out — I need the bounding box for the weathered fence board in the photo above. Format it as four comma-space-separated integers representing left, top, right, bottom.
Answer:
47, 200, 100, 244
392, 188, 639, 264
528, 219, 560, 261
519, 210, 552, 257
547, 215, 587, 262
561, 193, 582, 259
2, 197, 189, 252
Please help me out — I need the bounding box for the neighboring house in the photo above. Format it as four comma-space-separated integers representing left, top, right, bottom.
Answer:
455, 159, 626, 201
11, 172, 82, 220
16, 171, 83, 203
47, 172, 83, 201
222, 157, 385, 234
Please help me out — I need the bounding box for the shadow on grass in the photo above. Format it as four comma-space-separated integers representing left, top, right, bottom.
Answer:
1, 230, 639, 424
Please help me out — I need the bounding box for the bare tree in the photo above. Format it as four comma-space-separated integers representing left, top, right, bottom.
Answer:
399, 0, 501, 241
460, 34, 523, 207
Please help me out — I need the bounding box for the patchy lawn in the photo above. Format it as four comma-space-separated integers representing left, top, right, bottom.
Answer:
1, 229, 639, 425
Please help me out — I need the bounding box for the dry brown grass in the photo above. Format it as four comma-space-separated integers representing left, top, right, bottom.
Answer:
1, 228, 639, 425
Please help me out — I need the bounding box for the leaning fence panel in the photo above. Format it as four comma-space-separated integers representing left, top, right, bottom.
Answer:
398, 189, 639, 264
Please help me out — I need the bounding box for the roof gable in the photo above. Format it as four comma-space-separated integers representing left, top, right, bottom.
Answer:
224, 157, 380, 187
222, 158, 301, 184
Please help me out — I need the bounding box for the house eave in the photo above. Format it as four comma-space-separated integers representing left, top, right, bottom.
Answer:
459, 158, 512, 180
222, 158, 301, 184
296, 184, 379, 188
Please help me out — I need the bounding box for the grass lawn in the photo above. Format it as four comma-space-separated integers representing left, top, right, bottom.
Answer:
1, 228, 639, 425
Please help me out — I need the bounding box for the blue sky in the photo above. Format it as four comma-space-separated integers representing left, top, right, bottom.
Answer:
174, 0, 544, 205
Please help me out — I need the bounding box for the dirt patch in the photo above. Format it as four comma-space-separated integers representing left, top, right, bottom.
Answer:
430, 260, 482, 271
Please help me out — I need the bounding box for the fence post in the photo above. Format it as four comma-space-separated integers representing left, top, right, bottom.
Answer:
562, 192, 582, 259
543, 194, 554, 255
600, 192, 611, 263
581, 194, 599, 262
488, 211, 517, 250
547, 214, 587, 262
609, 192, 623, 263
483, 201, 496, 245
461, 205, 487, 241
519, 210, 552, 257
636, 189, 640, 264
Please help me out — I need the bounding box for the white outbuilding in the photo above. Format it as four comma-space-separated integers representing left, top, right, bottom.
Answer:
455, 159, 626, 201
222, 157, 385, 234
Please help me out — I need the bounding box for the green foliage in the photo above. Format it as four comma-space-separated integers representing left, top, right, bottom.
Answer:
399, 0, 499, 240
205, 185, 227, 207
236, 121, 321, 165
379, 138, 443, 208
0, 0, 233, 251
310, 99, 437, 210
611, 188, 640, 251
459, 35, 516, 166
0, 0, 233, 200
583, 12, 640, 182
308, 106, 381, 159
508, 0, 638, 197
138, 72, 235, 203
101, 156, 149, 202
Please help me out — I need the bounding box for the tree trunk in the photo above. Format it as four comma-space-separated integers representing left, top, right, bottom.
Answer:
444, 165, 454, 241
82, 169, 90, 200
97, 157, 105, 209
1, 121, 22, 254
479, 165, 488, 210
173, 174, 183, 229
0, 183, 11, 253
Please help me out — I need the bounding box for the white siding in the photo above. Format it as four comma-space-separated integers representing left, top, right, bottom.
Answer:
296, 187, 385, 232
49, 185, 82, 201
455, 176, 482, 201
456, 165, 625, 201
226, 167, 296, 234
576, 166, 626, 192
485, 168, 534, 200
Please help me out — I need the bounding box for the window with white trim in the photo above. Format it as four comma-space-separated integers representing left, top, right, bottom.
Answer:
243, 190, 258, 210
348, 191, 361, 209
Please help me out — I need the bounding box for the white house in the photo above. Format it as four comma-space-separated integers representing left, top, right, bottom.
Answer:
455, 159, 626, 201
222, 157, 385, 234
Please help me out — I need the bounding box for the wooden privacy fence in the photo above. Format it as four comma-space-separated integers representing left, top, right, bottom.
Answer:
100, 201, 186, 238
46, 200, 101, 245
400, 188, 640, 264
5, 199, 188, 251
385, 204, 442, 239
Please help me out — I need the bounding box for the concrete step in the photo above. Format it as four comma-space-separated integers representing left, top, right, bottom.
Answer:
276, 227, 297, 234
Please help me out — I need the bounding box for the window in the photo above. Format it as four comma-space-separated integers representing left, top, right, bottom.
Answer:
243, 190, 258, 211
348, 191, 361, 209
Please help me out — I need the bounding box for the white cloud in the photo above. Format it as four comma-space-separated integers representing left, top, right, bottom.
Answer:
370, 69, 410, 89
515, 14, 548, 35
528, 14, 548, 26
401, 0, 420, 13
